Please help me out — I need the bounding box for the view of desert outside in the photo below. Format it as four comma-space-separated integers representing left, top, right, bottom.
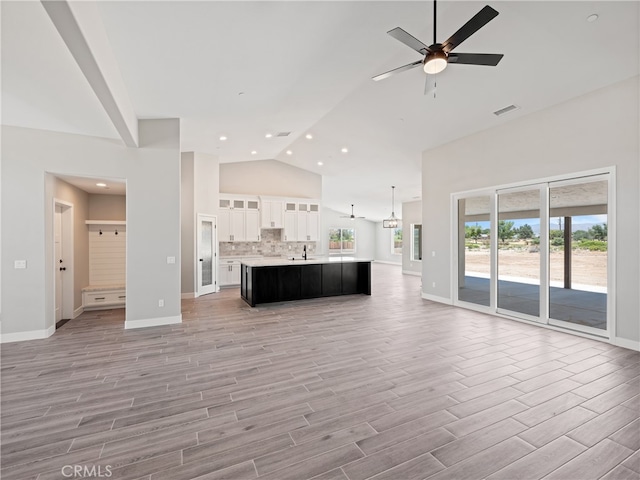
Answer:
465, 248, 607, 288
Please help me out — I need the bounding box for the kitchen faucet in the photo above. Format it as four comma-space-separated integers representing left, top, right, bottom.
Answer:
303, 245, 307, 260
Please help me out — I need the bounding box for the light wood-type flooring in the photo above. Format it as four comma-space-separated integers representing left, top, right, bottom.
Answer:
1, 264, 639, 480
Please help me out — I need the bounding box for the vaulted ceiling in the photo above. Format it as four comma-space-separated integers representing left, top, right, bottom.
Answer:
2, 1, 638, 220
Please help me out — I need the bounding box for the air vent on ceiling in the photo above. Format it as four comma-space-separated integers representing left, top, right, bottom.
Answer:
276, 132, 291, 137
493, 104, 520, 116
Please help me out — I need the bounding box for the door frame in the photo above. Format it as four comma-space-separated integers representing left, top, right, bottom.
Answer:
53, 198, 74, 324
452, 167, 615, 340
196, 213, 218, 297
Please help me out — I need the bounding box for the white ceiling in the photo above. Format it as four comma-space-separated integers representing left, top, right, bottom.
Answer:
2, 1, 638, 220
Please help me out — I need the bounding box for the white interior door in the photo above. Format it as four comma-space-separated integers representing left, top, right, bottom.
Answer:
55, 205, 63, 322
197, 214, 217, 296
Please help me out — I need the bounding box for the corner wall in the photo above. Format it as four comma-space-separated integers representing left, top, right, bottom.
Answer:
181, 152, 219, 296
1, 119, 182, 340
402, 200, 422, 275
421, 76, 639, 345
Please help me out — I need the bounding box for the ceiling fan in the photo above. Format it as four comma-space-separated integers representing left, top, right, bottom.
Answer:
341, 205, 365, 221
373, 1, 503, 87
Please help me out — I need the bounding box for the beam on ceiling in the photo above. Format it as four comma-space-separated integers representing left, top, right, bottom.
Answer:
41, 0, 138, 147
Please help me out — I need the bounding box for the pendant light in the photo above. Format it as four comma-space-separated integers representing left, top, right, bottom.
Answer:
383, 186, 400, 228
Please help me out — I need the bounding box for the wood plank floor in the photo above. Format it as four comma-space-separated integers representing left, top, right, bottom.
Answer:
2, 263, 638, 480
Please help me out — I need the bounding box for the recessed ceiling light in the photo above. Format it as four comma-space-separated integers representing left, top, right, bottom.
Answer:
286, 150, 293, 155
305, 134, 313, 140
587, 14, 599, 22
317, 161, 323, 166
341, 147, 349, 153
219, 135, 227, 141
96, 182, 107, 187
251, 150, 257, 155
265, 133, 273, 138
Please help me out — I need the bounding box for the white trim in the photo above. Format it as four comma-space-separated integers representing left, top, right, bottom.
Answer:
1, 325, 55, 343
376, 260, 402, 266
181, 292, 196, 299
197, 214, 218, 297
402, 270, 421, 277
72, 306, 84, 319
612, 337, 640, 352
124, 314, 182, 330
84, 220, 126, 225
421, 292, 453, 305
53, 198, 74, 324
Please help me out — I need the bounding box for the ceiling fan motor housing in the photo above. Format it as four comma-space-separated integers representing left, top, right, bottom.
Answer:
424, 47, 448, 74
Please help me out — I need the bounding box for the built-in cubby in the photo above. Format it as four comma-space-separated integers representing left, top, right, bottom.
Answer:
82, 220, 126, 310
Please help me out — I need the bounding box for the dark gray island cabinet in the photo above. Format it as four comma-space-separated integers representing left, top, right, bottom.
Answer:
240, 258, 371, 307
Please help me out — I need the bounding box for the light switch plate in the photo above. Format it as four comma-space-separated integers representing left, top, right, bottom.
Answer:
167, 256, 175, 264
14, 260, 27, 269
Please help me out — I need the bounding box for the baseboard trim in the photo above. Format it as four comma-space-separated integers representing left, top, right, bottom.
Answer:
124, 314, 182, 330
72, 306, 84, 319
374, 261, 402, 266
612, 337, 640, 352
1, 325, 55, 343
421, 292, 453, 305
181, 292, 196, 299
402, 270, 421, 277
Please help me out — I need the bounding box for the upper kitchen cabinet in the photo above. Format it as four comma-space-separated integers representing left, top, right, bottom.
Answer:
218, 195, 260, 242
260, 198, 284, 229
297, 202, 320, 241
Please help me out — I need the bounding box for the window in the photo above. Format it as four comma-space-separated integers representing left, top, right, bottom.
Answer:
411, 224, 422, 261
329, 228, 356, 255
392, 227, 402, 255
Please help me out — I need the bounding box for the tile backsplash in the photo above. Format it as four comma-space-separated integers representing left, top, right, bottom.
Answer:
219, 228, 316, 257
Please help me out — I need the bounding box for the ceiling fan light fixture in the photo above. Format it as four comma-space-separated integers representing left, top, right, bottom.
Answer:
424, 51, 448, 74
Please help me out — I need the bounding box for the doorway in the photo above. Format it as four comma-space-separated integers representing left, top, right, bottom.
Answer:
197, 214, 218, 296
54, 199, 74, 327
454, 171, 613, 338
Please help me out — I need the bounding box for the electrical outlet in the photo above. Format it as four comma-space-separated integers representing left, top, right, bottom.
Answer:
231, 245, 235, 250
432, 282, 436, 288
167, 256, 175, 264
158, 299, 164, 307
432, 251, 436, 257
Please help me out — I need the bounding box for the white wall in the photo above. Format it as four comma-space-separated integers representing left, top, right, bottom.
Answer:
1, 119, 182, 339
375, 223, 401, 265
402, 200, 422, 275
422, 76, 639, 345
88, 194, 126, 220
52, 176, 90, 314
181, 152, 219, 296
220, 159, 321, 198
320, 207, 376, 260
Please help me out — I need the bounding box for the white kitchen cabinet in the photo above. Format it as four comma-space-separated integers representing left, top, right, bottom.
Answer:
219, 259, 241, 286
297, 202, 321, 241
261, 199, 284, 228
245, 200, 261, 241
283, 202, 297, 241
219, 196, 259, 242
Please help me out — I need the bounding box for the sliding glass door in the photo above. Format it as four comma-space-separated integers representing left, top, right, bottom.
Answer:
454, 173, 611, 338
548, 177, 609, 335
496, 186, 543, 321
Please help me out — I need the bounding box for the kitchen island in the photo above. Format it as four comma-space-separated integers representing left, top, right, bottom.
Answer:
240, 257, 371, 307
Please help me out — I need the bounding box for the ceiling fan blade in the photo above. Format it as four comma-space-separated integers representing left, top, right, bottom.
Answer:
387, 27, 431, 55
372, 60, 423, 81
441, 5, 499, 53
448, 52, 503, 66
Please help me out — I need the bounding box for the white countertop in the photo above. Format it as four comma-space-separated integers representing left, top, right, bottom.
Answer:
241, 257, 373, 267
